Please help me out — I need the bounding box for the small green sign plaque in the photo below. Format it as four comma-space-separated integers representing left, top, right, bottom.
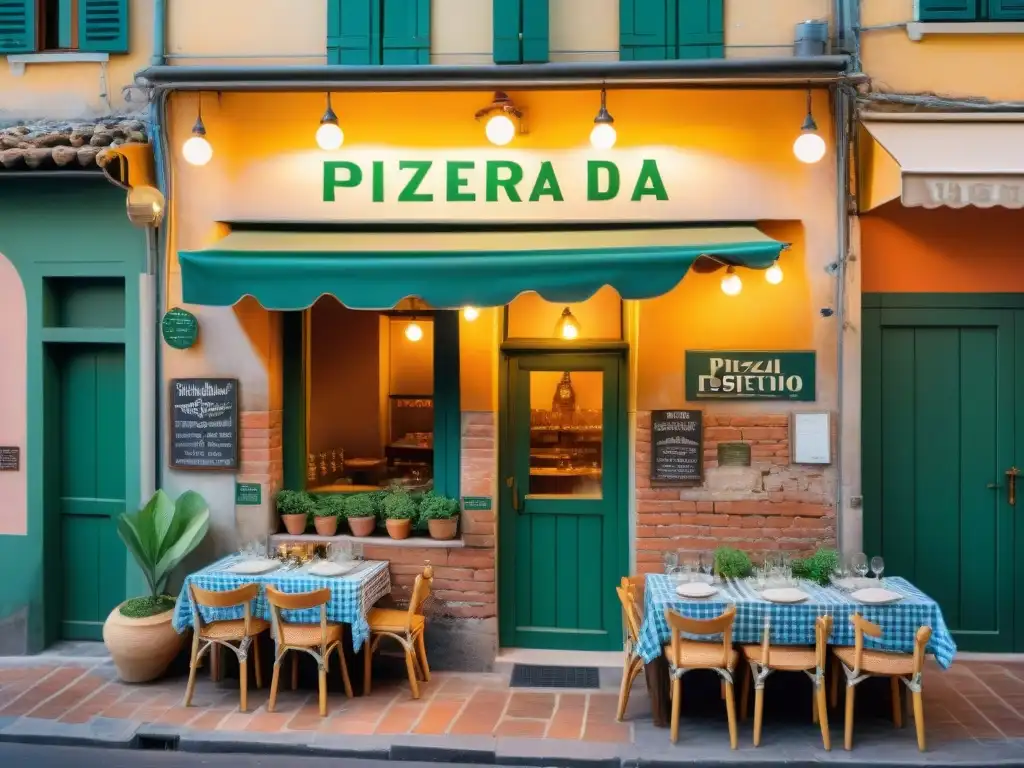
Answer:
461, 496, 492, 512
235, 482, 262, 506
685, 351, 816, 402
162, 307, 199, 350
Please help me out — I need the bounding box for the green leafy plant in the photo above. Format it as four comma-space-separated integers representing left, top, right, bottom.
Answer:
344, 494, 376, 519
792, 548, 840, 585
419, 493, 460, 521
714, 547, 753, 579
116, 490, 210, 618
276, 489, 316, 517
314, 495, 346, 519
382, 490, 417, 520
368, 490, 389, 518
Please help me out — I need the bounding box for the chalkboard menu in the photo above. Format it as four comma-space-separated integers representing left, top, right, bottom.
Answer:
651, 410, 703, 484
170, 378, 239, 470
0, 446, 19, 472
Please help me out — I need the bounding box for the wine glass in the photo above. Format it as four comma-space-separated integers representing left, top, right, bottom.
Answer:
870, 556, 885, 581
851, 552, 869, 580
663, 550, 679, 576
698, 551, 713, 582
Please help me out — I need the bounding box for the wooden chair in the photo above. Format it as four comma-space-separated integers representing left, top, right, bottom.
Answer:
615, 576, 644, 721
265, 585, 353, 716
183, 583, 269, 712
664, 605, 739, 748
364, 563, 434, 699
832, 614, 932, 751
740, 615, 833, 749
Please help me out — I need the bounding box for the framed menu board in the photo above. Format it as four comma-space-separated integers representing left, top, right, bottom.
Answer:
651, 410, 703, 484
170, 378, 239, 470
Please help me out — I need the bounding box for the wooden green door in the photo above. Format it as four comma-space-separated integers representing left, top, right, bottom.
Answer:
51, 344, 128, 640
498, 352, 626, 650
863, 305, 1015, 652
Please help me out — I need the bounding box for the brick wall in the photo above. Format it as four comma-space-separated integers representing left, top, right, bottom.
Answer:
238, 409, 284, 492
635, 411, 835, 574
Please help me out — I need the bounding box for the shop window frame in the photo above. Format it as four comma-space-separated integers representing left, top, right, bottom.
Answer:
501, 300, 626, 344
917, 0, 1024, 22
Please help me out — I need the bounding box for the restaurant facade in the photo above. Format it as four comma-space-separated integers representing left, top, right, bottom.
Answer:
140, 64, 853, 668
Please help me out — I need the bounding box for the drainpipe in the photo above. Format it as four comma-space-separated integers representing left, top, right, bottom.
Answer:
149, 0, 168, 493
152, 0, 166, 67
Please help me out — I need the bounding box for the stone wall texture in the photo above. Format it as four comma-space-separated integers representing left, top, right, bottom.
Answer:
635, 411, 836, 574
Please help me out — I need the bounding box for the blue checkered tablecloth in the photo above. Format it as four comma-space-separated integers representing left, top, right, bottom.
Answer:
636, 575, 957, 669
172, 556, 391, 651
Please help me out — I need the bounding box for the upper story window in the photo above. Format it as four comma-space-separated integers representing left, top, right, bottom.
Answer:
493, 0, 549, 64
918, 0, 1024, 21
327, 0, 431, 65
620, 0, 724, 61
0, 0, 129, 55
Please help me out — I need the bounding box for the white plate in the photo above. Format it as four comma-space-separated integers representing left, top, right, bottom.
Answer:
832, 577, 876, 591
227, 559, 280, 575
308, 561, 358, 577
676, 582, 718, 599
761, 588, 810, 604
851, 587, 903, 605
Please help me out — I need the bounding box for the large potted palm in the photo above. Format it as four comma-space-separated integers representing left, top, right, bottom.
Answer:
103, 489, 210, 683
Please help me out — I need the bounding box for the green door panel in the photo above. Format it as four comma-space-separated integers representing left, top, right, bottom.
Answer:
863, 306, 1014, 652
54, 344, 127, 640
499, 352, 626, 651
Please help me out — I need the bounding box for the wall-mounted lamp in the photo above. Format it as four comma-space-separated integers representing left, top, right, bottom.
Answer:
462, 306, 480, 321
793, 89, 826, 164
405, 321, 424, 342
182, 94, 213, 167
765, 260, 784, 285
554, 307, 581, 340
126, 185, 166, 228
475, 91, 524, 146
720, 267, 742, 296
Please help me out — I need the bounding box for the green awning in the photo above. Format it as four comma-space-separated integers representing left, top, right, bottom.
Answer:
179, 226, 785, 310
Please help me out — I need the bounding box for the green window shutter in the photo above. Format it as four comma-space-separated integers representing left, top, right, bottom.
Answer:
383, 0, 430, 64
0, 0, 36, 54
78, 0, 128, 54
620, 0, 672, 61
327, 0, 380, 65
677, 0, 723, 59
520, 0, 548, 63
493, 0, 522, 64
915, 0, 978, 20
432, 311, 461, 500
988, 0, 1024, 20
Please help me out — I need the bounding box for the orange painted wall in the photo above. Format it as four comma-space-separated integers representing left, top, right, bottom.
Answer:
861, 201, 1024, 293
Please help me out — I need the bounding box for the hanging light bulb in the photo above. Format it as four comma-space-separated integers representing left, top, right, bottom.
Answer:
182, 95, 212, 166
476, 91, 522, 146
793, 89, 826, 164
554, 307, 581, 340
765, 261, 784, 285
590, 88, 617, 150
721, 267, 742, 296
485, 114, 516, 146
462, 306, 480, 321
315, 92, 344, 150
405, 321, 424, 342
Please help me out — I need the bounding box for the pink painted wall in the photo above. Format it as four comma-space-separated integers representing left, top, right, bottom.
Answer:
0, 253, 26, 535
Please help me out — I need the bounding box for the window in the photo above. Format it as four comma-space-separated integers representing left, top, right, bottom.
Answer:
327, 0, 431, 65
620, 0, 723, 61
0, 0, 128, 55
284, 301, 460, 498
918, 0, 1024, 21
492, 0, 549, 64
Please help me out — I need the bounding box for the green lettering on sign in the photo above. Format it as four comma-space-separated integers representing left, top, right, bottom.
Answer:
529, 161, 564, 202
587, 160, 620, 201
447, 161, 476, 202
631, 159, 668, 201
486, 161, 523, 202
461, 496, 492, 511
235, 482, 262, 506
323, 161, 362, 202
161, 307, 198, 350
684, 351, 817, 402
398, 160, 433, 202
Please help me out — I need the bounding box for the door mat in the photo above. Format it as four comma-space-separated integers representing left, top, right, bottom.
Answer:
509, 664, 600, 689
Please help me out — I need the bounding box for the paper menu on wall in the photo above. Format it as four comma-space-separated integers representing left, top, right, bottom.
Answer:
792, 412, 830, 464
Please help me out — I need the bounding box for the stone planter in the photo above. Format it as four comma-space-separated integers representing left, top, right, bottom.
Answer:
347, 516, 377, 537
427, 517, 459, 540
313, 516, 338, 536
103, 603, 184, 683
281, 513, 307, 535
385, 518, 412, 540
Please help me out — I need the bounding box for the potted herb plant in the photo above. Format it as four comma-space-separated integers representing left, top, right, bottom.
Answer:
791, 548, 840, 585
420, 493, 460, 540
382, 490, 417, 540
277, 489, 314, 535
713, 547, 753, 579
313, 494, 345, 536
344, 493, 377, 537
103, 489, 210, 683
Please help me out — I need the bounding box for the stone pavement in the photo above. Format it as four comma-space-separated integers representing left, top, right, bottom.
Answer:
2, 653, 1024, 765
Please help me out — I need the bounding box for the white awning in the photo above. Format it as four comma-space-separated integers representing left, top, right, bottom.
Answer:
860, 113, 1024, 210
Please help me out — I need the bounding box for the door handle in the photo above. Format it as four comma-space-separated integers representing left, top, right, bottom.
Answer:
1008, 467, 1021, 506
506, 476, 520, 513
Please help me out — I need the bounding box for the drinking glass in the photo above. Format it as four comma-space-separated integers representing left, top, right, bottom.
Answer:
663, 550, 679, 575
870, 556, 885, 581
851, 552, 869, 579
698, 552, 714, 581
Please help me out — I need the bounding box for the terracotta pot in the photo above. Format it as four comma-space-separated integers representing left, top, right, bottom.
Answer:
427, 517, 459, 540
347, 516, 377, 537
281, 513, 307, 535
313, 516, 338, 536
385, 518, 412, 540
103, 603, 184, 683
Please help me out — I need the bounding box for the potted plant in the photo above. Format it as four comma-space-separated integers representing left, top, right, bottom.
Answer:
313, 495, 345, 536
713, 547, 753, 579
345, 493, 377, 537
277, 489, 314, 535
420, 493, 460, 540
103, 489, 210, 683
382, 490, 417, 540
